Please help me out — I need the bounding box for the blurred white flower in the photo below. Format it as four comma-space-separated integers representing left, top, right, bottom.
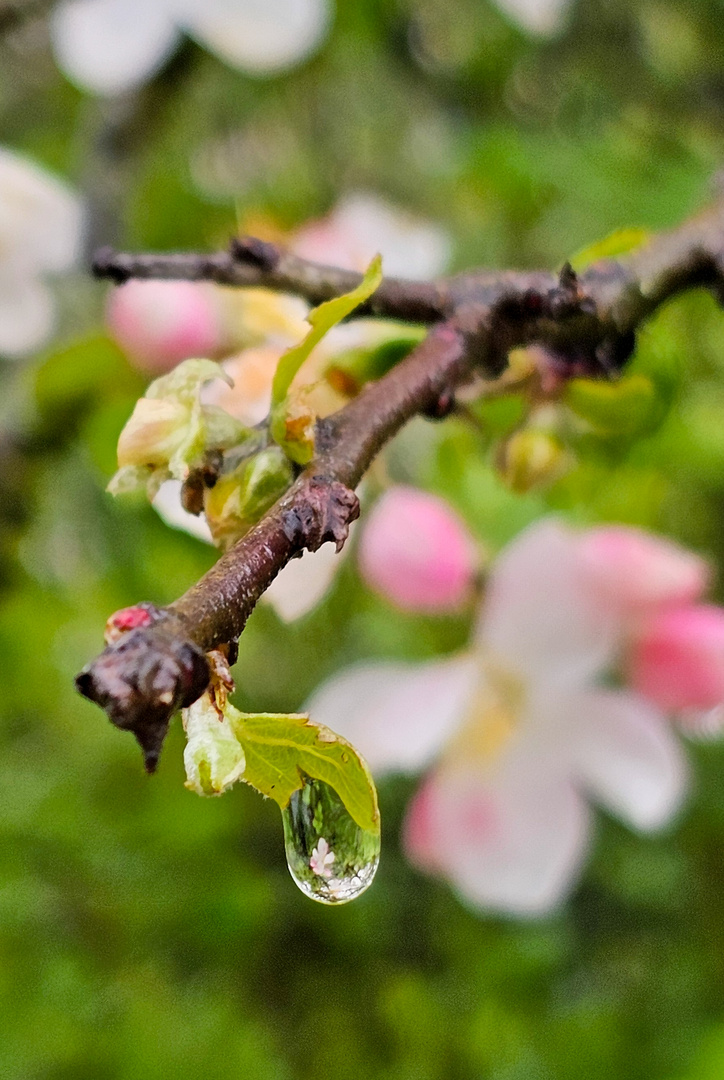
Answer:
492, 0, 571, 36
0, 147, 83, 357
307, 520, 689, 916
50, 0, 332, 96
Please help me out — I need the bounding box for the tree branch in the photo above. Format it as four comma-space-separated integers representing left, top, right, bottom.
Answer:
92, 238, 450, 324
79, 194, 724, 770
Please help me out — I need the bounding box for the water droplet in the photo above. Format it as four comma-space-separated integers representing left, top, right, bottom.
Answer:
282, 777, 380, 904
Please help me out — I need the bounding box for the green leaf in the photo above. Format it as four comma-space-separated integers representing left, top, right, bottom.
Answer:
325, 328, 425, 394
569, 227, 651, 272
565, 374, 659, 436
270, 255, 383, 409
231, 710, 380, 835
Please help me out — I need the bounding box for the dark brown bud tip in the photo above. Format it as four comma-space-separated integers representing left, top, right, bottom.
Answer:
92, 246, 129, 284
75, 627, 211, 770
230, 235, 279, 273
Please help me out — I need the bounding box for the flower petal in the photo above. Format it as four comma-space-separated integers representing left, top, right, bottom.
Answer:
492, 0, 571, 36
0, 148, 83, 272
578, 526, 709, 618
50, 0, 180, 95
182, 0, 331, 75
481, 518, 616, 685
305, 656, 478, 775
293, 192, 452, 279
0, 275, 54, 356
358, 486, 478, 613
153, 480, 214, 543
404, 758, 590, 916
630, 605, 724, 712
263, 542, 344, 622
570, 688, 688, 831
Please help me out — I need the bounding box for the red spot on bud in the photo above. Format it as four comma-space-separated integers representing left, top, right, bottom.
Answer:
104, 603, 160, 644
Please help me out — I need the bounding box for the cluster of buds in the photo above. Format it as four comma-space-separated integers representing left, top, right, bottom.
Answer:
489, 341, 662, 496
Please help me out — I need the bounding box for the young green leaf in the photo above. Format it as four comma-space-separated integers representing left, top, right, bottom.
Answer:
565, 374, 659, 436
569, 227, 650, 272
231, 711, 380, 836
204, 446, 294, 549
270, 255, 383, 409
325, 327, 426, 395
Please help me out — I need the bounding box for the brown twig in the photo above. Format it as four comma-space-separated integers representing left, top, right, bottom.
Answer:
79, 194, 724, 769
93, 239, 450, 324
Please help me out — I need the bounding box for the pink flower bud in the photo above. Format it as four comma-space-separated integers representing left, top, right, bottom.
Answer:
358, 486, 478, 612
403, 777, 442, 873
578, 526, 709, 617
629, 604, 724, 711
107, 280, 222, 374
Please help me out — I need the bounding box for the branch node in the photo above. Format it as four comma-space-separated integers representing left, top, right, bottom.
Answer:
92, 246, 129, 284
230, 235, 280, 273
281, 476, 360, 553
75, 629, 211, 773
423, 390, 456, 420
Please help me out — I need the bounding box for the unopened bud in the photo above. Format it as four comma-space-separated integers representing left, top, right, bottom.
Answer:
110, 359, 250, 498
629, 604, 724, 713
116, 396, 188, 469
204, 447, 293, 550
107, 280, 222, 375
497, 430, 568, 493
358, 486, 479, 612
183, 694, 246, 796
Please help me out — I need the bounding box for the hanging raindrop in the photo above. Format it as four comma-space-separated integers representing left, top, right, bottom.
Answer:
282, 776, 380, 904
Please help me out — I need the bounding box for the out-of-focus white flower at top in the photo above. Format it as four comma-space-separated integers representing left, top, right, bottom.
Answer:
0, 147, 83, 357
492, 0, 571, 35
50, 0, 333, 96
307, 519, 692, 916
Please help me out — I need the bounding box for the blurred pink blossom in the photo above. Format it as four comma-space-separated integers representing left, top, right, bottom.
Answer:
307, 519, 694, 916
630, 605, 724, 713
108, 280, 223, 374
358, 486, 478, 612
293, 192, 451, 279
578, 526, 709, 619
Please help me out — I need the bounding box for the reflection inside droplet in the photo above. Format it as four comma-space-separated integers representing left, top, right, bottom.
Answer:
282, 776, 380, 904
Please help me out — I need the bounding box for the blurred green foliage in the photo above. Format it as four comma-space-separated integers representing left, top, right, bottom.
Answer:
4, 1, 724, 1077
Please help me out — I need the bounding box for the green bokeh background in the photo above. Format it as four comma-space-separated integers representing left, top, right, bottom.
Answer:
4, 1, 724, 1076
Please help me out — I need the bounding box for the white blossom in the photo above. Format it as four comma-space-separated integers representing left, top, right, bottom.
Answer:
306, 520, 689, 916
0, 148, 82, 357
